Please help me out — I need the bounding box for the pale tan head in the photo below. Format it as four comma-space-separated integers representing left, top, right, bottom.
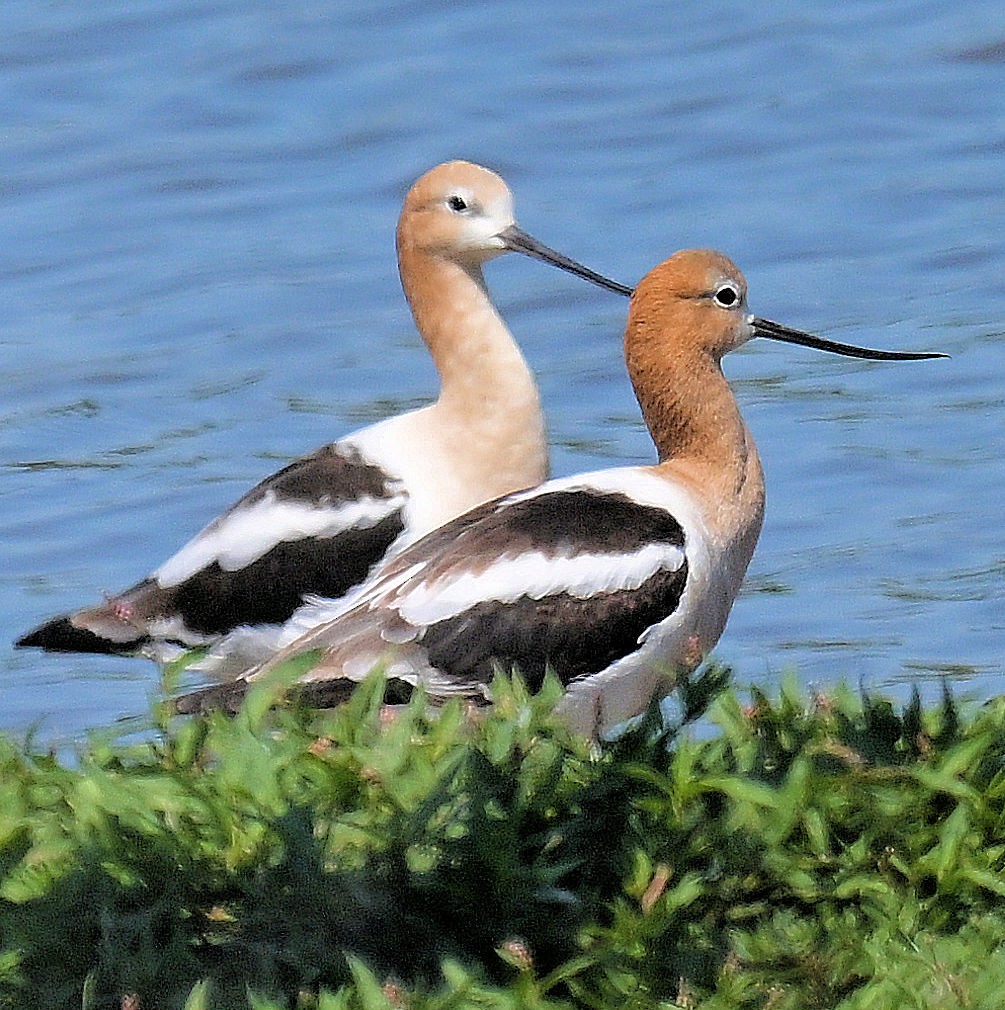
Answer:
397, 161, 516, 266
395, 160, 632, 292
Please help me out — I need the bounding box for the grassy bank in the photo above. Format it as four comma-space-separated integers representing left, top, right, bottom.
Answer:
2, 667, 1005, 1009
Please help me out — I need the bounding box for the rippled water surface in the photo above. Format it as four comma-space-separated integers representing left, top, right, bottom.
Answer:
3, 0, 1003, 742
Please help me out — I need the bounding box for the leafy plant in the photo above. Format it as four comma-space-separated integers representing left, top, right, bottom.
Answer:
2, 667, 1004, 1009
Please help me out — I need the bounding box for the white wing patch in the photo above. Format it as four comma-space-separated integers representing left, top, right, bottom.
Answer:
275, 560, 430, 647
155, 491, 405, 588
394, 542, 685, 626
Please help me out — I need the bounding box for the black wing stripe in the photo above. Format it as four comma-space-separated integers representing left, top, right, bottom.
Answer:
233, 443, 402, 510
420, 562, 689, 690
386, 488, 686, 585
164, 510, 406, 636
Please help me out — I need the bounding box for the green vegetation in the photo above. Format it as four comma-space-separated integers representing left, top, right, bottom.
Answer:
3, 666, 1005, 1010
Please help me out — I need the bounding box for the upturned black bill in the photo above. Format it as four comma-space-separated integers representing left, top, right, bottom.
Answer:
498, 225, 634, 296
753, 317, 948, 361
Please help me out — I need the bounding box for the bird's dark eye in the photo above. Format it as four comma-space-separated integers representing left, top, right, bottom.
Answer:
447, 194, 468, 212
713, 283, 740, 308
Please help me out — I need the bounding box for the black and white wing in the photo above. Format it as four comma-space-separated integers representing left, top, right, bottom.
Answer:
17, 442, 407, 656
176, 469, 697, 729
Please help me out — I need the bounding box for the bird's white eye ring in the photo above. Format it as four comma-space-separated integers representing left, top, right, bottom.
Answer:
713, 283, 740, 308
447, 194, 469, 213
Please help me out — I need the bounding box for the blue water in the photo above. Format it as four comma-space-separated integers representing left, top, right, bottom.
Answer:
3, 0, 1003, 743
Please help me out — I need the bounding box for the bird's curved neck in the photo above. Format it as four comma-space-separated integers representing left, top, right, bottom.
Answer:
396, 242, 547, 495
398, 245, 538, 412
629, 342, 765, 542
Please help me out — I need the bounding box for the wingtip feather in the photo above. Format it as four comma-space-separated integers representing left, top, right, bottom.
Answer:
16, 615, 143, 655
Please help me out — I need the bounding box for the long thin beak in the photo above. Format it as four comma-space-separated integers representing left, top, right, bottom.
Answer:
497, 225, 634, 296
753, 317, 949, 361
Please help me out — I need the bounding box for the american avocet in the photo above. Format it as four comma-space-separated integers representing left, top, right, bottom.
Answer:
17, 161, 630, 661
174, 249, 945, 735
